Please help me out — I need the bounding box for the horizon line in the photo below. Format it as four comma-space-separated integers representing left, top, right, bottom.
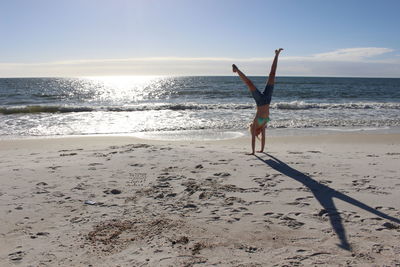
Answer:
1, 75, 399, 79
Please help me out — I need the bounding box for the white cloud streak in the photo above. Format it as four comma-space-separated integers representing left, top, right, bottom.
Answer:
310, 47, 394, 61
0, 47, 399, 77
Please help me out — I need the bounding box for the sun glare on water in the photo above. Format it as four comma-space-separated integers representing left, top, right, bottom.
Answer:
86, 75, 161, 87
81, 75, 173, 103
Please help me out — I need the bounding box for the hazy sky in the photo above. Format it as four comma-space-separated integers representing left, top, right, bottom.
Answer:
1, 0, 400, 77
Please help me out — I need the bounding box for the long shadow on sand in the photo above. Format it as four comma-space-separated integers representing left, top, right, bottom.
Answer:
256, 153, 400, 251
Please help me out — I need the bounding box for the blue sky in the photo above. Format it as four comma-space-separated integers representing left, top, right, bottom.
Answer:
1, 0, 400, 77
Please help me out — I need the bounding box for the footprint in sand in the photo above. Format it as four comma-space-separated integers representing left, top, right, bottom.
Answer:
253, 177, 280, 189
286, 201, 310, 207
317, 179, 332, 185
47, 166, 62, 170
213, 172, 230, 177
59, 149, 83, 152
51, 191, 65, 197
224, 196, 246, 206
263, 212, 284, 219
103, 189, 122, 195
295, 196, 313, 201
159, 147, 172, 151
207, 216, 221, 222
209, 161, 229, 165
72, 183, 87, 191
278, 216, 305, 229
88, 163, 103, 166
157, 174, 185, 182
195, 164, 203, 169
288, 151, 303, 154
235, 243, 259, 253
352, 179, 370, 186
248, 200, 271, 205
59, 153, 77, 156
162, 166, 178, 172
130, 163, 145, 167
8, 250, 25, 262
154, 182, 171, 189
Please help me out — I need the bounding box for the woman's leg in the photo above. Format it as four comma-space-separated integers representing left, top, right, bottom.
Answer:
263, 48, 283, 103
266, 48, 283, 86
232, 64, 257, 92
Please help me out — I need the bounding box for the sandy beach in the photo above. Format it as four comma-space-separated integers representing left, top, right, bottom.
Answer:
1, 133, 400, 266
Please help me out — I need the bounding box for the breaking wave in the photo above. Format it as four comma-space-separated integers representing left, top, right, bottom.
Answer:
1, 101, 400, 115
0, 101, 400, 115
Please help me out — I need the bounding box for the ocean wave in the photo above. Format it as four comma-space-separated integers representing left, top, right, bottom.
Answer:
1, 101, 400, 115
0, 105, 94, 114
0, 104, 253, 114
268, 118, 400, 129
271, 101, 400, 110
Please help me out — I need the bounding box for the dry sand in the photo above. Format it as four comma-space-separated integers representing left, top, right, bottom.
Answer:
1, 133, 400, 266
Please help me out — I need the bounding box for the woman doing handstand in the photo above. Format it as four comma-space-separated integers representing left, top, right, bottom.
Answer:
232, 48, 283, 155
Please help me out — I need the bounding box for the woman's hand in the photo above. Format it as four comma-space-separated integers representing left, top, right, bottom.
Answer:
275, 48, 284, 55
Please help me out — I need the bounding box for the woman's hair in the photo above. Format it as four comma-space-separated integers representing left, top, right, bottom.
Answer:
249, 123, 262, 140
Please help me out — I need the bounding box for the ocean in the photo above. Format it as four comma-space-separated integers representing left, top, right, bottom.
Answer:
1, 76, 400, 140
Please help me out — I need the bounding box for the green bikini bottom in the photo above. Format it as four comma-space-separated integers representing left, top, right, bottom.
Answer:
257, 117, 270, 126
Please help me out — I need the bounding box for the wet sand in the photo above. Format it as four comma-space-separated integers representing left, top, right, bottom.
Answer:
1, 133, 400, 266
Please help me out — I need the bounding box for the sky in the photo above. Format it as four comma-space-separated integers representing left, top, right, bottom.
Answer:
1, 0, 400, 77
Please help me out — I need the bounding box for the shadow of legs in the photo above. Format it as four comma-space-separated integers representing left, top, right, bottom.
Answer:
256, 153, 399, 251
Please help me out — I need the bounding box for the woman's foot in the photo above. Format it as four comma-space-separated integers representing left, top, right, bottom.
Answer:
275, 48, 284, 54
232, 64, 238, 73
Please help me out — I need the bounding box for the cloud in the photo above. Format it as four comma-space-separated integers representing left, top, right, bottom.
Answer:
310, 47, 394, 62
0, 47, 399, 77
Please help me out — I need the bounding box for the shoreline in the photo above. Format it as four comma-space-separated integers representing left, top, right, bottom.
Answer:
1, 125, 400, 142
1, 130, 400, 147
1, 131, 399, 265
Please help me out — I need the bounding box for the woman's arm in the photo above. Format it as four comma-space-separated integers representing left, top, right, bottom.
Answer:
247, 124, 256, 155
251, 131, 256, 155
258, 126, 266, 152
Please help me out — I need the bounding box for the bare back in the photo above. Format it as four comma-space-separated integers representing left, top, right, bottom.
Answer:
256, 104, 270, 119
